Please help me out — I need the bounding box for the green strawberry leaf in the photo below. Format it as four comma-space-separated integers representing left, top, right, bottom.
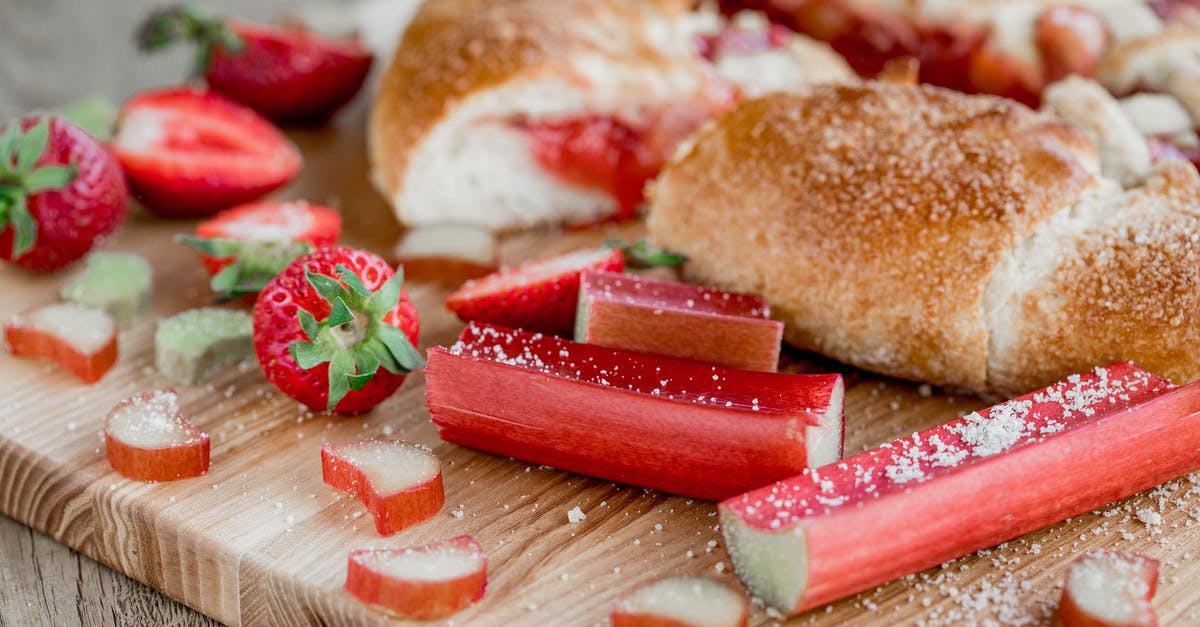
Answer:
325, 296, 354, 328
297, 309, 321, 342
23, 165, 76, 193
364, 269, 403, 316
209, 263, 242, 294
0, 124, 21, 170
326, 350, 357, 411
15, 118, 49, 173
336, 264, 371, 298
374, 323, 425, 373
177, 235, 245, 257
306, 268, 351, 304
290, 338, 333, 370
8, 194, 35, 259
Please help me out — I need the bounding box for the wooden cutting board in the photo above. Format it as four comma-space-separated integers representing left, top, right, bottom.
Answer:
2, 105, 1200, 627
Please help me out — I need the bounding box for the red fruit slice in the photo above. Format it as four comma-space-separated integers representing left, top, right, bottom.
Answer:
105, 390, 210, 482
392, 224, 498, 287
444, 247, 623, 336
576, 270, 783, 372
209, 20, 374, 123
182, 200, 343, 299
346, 535, 487, 619
718, 363, 1184, 615
322, 439, 444, 536
111, 87, 302, 217
612, 576, 748, 627
4, 302, 117, 383
425, 322, 844, 501
1058, 551, 1160, 627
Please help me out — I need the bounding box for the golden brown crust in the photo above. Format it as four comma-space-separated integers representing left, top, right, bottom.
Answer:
368, 0, 683, 197
648, 82, 1098, 392
993, 161, 1200, 393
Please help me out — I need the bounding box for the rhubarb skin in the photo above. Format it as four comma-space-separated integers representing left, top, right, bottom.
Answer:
1057, 551, 1160, 627
718, 362, 1183, 614
105, 391, 210, 482
321, 440, 445, 536
424, 322, 844, 501
346, 535, 487, 619
576, 270, 783, 372
4, 306, 118, 383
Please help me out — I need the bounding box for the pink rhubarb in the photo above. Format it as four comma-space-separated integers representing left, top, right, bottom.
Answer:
1058, 550, 1160, 627
718, 363, 1188, 614
424, 322, 844, 501
576, 270, 782, 372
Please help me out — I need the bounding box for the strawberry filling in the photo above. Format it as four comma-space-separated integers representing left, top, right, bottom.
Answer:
518, 117, 662, 221
1148, 135, 1200, 170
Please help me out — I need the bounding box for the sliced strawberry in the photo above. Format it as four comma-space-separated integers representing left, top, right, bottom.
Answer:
0, 117, 128, 271
179, 200, 342, 299
322, 439, 444, 536
105, 389, 210, 482
444, 247, 623, 336
253, 246, 423, 414
136, 6, 373, 123
346, 536, 487, 619
111, 87, 302, 217
4, 302, 118, 383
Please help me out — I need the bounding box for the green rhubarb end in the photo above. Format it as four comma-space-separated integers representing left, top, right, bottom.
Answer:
155, 307, 253, 385
61, 252, 153, 329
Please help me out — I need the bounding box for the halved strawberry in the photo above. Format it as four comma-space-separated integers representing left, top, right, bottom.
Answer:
253, 246, 423, 414
179, 200, 342, 299
136, 5, 373, 123
444, 247, 624, 336
0, 117, 128, 271
111, 87, 302, 218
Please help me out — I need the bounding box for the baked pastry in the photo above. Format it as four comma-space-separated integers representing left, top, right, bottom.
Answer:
648, 82, 1200, 396
368, 0, 852, 231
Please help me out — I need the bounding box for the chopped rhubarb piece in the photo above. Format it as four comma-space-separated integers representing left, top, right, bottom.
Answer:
444, 247, 624, 336
718, 363, 1184, 615
346, 535, 486, 619
60, 252, 153, 329
1058, 551, 1160, 627
105, 390, 210, 482
392, 224, 498, 287
576, 270, 783, 372
155, 308, 253, 385
322, 439, 444, 536
425, 322, 844, 501
612, 576, 748, 627
4, 302, 117, 383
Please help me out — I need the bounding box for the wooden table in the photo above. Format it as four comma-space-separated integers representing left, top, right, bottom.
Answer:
4, 2, 1200, 627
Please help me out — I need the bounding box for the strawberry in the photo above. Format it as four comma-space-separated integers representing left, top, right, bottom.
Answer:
253, 246, 423, 414
443, 240, 685, 336
444, 247, 624, 336
0, 117, 128, 271
136, 5, 373, 123
110, 87, 302, 218
178, 200, 342, 299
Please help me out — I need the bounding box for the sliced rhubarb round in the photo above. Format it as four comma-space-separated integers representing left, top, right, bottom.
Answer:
105, 390, 210, 482
346, 535, 487, 619
322, 439, 444, 536
4, 302, 118, 383
1058, 550, 1160, 627
612, 576, 748, 627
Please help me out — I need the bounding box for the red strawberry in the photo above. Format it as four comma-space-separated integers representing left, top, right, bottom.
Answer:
444, 247, 624, 336
111, 87, 302, 218
178, 200, 342, 299
253, 246, 422, 414
0, 117, 128, 271
136, 6, 373, 123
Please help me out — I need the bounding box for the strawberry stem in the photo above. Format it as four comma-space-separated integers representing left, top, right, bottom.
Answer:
606, 238, 686, 269
288, 265, 424, 411
135, 4, 243, 75
178, 235, 313, 299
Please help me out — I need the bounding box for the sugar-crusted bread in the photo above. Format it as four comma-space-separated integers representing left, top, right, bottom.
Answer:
368, 0, 852, 232
649, 82, 1200, 395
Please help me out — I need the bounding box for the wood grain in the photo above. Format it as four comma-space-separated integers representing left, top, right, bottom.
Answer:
4, 1, 1200, 626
